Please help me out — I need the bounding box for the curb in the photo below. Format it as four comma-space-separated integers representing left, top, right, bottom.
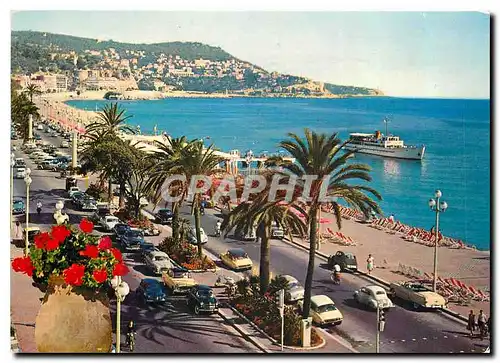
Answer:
281, 236, 470, 324
217, 308, 270, 353
281, 328, 326, 350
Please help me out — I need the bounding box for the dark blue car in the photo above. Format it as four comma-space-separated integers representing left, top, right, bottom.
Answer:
136, 278, 168, 304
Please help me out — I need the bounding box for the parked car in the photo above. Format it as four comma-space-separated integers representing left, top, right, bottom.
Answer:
12, 199, 25, 214
14, 158, 26, 168
144, 250, 174, 275
121, 228, 144, 251
139, 241, 157, 261
154, 208, 174, 224
280, 275, 305, 303
187, 285, 219, 315
14, 167, 26, 179
271, 221, 285, 239
68, 186, 80, 198
79, 196, 98, 211
24, 226, 41, 244
354, 285, 394, 310
136, 278, 168, 304
298, 295, 343, 327
389, 281, 447, 310
113, 223, 131, 243
219, 248, 253, 271
187, 227, 208, 245
327, 251, 358, 271
100, 215, 121, 232
60, 141, 69, 148
71, 191, 86, 205
235, 226, 257, 241
162, 268, 196, 294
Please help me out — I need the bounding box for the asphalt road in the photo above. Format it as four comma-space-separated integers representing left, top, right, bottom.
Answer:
11, 135, 260, 354
13, 128, 489, 354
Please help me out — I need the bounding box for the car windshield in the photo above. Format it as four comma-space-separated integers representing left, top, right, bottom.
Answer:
173, 270, 190, 278
345, 253, 355, 259
288, 282, 301, 289
376, 291, 386, 296
229, 250, 248, 259
409, 284, 428, 292
154, 256, 168, 261
159, 209, 171, 215
13, 201, 23, 207
127, 230, 142, 237
116, 225, 129, 233
198, 289, 213, 297
316, 304, 338, 314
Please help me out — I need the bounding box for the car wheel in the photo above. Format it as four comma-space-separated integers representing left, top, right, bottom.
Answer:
194, 305, 200, 315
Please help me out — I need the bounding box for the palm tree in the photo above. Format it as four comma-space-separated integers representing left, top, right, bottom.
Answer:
180, 141, 223, 257
147, 136, 193, 243
222, 196, 307, 294
86, 103, 135, 138
11, 92, 40, 141
279, 128, 382, 319
23, 83, 42, 103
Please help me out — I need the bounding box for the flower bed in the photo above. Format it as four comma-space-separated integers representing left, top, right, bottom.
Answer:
230, 278, 322, 347
159, 237, 216, 271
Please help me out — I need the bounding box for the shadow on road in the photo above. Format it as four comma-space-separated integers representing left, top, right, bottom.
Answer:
132, 265, 155, 277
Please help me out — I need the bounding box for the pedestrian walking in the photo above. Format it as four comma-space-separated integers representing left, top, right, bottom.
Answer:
477, 310, 487, 340
367, 254, 375, 274
467, 310, 476, 337
388, 214, 395, 223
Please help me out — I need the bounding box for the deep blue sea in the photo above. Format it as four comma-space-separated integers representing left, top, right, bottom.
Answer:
66, 97, 491, 250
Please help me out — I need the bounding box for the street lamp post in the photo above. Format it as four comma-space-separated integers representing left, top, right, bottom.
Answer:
428, 190, 448, 292
111, 276, 130, 353
24, 168, 32, 256
11, 153, 15, 228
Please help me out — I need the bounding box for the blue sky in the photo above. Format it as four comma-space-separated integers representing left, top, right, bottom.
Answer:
11, 11, 490, 98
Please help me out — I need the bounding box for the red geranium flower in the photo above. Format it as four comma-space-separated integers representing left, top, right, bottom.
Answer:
45, 238, 61, 251
112, 263, 129, 276
92, 268, 108, 283
11, 256, 34, 277
98, 236, 112, 250
63, 264, 85, 286
79, 219, 94, 234
34, 232, 50, 249
79, 244, 99, 259
110, 247, 123, 262
51, 225, 71, 243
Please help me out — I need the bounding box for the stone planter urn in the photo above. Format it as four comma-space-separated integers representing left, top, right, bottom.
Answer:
35, 277, 112, 353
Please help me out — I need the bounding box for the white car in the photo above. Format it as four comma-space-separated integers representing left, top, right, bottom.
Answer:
15, 158, 26, 168
187, 227, 208, 245
299, 295, 343, 326
100, 215, 121, 231
271, 221, 285, 239
281, 275, 305, 303
235, 226, 257, 241
68, 186, 80, 198
60, 141, 69, 148
354, 285, 394, 310
145, 250, 174, 275
14, 167, 26, 179
37, 124, 44, 130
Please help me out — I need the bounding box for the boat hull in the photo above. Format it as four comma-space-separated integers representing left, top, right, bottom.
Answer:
345, 144, 425, 160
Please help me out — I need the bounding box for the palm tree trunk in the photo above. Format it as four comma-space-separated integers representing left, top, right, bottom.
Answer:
172, 202, 179, 243
107, 178, 112, 203
302, 205, 318, 319
194, 204, 203, 258
259, 226, 271, 294
119, 180, 126, 208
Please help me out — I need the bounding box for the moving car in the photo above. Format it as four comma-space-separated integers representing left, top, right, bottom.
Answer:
140, 241, 157, 261
187, 227, 208, 245
154, 208, 174, 224
136, 278, 168, 304
219, 248, 253, 271
354, 285, 394, 310
389, 281, 447, 310
14, 158, 26, 168
281, 275, 305, 303
271, 221, 285, 239
327, 251, 358, 271
100, 215, 121, 232
121, 228, 144, 251
12, 200, 25, 215
298, 295, 343, 326
144, 250, 174, 275
162, 268, 196, 294
113, 223, 131, 243
187, 285, 219, 315
14, 168, 26, 179
79, 196, 98, 211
